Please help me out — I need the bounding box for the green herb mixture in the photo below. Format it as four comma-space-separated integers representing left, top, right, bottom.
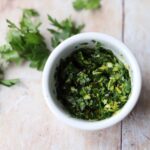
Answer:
55, 42, 131, 120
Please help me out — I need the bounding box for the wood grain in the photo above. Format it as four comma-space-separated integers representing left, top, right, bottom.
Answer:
0, 0, 123, 150
122, 0, 150, 149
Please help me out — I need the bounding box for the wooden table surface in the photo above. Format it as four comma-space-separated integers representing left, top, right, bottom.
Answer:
0, 0, 150, 150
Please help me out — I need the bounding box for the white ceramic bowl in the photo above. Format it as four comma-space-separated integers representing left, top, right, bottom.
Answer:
42, 32, 142, 131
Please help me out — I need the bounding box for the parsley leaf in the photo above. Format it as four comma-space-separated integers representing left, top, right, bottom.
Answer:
0, 68, 19, 87
7, 9, 50, 70
73, 0, 101, 10
0, 79, 19, 87
0, 44, 21, 64
48, 15, 84, 48
0, 9, 50, 87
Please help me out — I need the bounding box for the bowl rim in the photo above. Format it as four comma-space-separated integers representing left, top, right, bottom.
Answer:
42, 32, 142, 130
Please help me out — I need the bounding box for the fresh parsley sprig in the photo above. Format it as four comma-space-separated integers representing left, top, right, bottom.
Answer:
0, 9, 84, 87
0, 9, 50, 87
48, 15, 84, 48
6, 9, 50, 71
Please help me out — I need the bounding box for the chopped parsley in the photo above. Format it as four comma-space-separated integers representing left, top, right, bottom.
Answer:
55, 42, 131, 120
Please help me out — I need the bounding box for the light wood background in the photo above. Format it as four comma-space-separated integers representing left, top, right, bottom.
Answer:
0, 0, 150, 150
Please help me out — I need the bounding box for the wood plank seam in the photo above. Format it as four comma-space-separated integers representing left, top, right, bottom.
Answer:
121, 0, 125, 149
